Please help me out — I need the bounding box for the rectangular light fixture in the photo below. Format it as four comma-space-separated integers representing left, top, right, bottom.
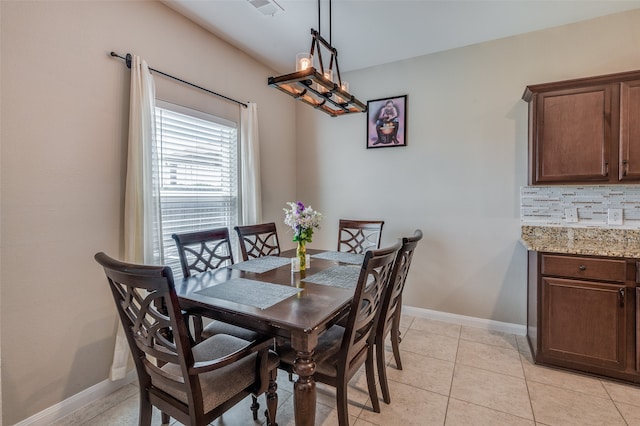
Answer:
268, 29, 366, 117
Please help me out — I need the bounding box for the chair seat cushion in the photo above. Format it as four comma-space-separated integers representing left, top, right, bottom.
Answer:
156, 334, 278, 413
278, 325, 345, 378
201, 320, 261, 341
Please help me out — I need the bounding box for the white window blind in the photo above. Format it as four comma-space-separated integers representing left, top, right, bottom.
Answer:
154, 103, 238, 276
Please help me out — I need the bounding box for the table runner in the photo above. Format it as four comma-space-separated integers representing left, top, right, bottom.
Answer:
302, 265, 361, 289
195, 278, 302, 310
229, 256, 291, 273
311, 251, 365, 265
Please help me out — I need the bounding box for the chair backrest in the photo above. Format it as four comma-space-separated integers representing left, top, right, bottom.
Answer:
377, 230, 423, 338
94, 252, 202, 408
234, 222, 281, 261
172, 228, 234, 278
337, 219, 385, 254
340, 242, 400, 372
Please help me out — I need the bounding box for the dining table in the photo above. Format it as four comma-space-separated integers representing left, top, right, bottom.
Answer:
175, 248, 366, 426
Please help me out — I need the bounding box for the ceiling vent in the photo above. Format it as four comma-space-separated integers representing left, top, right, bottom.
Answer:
247, 0, 284, 16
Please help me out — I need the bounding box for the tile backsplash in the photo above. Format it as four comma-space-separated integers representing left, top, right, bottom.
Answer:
521, 185, 640, 229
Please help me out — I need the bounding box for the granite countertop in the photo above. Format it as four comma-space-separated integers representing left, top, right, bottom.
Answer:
521, 226, 640, 258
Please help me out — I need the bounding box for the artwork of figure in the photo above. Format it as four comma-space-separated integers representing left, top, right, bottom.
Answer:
367, 96, 407, 148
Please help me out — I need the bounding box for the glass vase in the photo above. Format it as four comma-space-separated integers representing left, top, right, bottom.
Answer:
297, 241, 307, 271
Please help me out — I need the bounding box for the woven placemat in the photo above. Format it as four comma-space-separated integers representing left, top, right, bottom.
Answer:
229, 256, 291, 273
195, 278, 302, 310
311, 251, 365, 265
302, 265, 361, 289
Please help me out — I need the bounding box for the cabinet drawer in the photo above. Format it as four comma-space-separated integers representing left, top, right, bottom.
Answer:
541, 254, 627, 282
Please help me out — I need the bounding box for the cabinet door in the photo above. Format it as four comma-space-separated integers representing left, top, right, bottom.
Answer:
542, 277, 626, 370
619, 80, 640, 181
533, 85, 613, 184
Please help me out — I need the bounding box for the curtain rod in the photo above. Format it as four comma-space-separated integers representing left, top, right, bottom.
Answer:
110, 51, 248, 108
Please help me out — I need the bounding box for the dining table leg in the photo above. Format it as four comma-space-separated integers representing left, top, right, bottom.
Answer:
293, 349, 316, 426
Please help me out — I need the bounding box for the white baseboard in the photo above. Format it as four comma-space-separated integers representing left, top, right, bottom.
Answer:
14, 370, 136, 426
402, 305, 527, 336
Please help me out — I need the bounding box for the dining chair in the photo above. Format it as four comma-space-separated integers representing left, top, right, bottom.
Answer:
374, 229, 423, 404
337, 219, 384, 254
94, 252, 279, 426
172, 228, 264, 417
276, 242, 401, 426
234, 222, 281, 261
171, 228, 261, 343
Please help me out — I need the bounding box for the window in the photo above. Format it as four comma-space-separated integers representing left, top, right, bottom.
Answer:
154, 102, 239, 276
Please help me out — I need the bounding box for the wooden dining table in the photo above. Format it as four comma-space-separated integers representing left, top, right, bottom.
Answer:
175, 248, 365, 426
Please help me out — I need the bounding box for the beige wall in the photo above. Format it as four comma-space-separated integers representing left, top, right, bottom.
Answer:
0, 1, 296, 424
296, 10, 640, 324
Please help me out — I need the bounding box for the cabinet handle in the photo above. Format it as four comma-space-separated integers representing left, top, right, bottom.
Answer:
578, 265, 586, 271
605, 162, 609, 176
623, 160, 629, 177
619, 288, 625, 308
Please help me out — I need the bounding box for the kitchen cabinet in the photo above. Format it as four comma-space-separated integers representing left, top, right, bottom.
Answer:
523, 70, 640, 185
620, 80, 640, 180
527, 252, 638, 382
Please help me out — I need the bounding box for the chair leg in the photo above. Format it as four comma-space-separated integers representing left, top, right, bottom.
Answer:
161, 412, 170, 425
336, 376, 350, 426
390, 311, 403, 370
139, 391, 153, 426
365, 350, 381, 414
265, 369, 279, 426
192, 315, 204, 344
376, 336, 391, 404
250, 395, 259, 421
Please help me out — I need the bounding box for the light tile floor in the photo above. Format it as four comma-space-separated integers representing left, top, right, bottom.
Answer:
53, 316, 640, 425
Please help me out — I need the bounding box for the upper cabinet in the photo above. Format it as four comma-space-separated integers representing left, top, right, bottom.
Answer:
523, 70, 640, 185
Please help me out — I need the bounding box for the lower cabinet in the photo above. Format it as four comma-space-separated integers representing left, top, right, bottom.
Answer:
528, 252, 638, 382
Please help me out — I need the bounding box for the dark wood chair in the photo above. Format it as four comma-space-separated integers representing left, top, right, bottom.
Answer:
171, 228, 261, 343
172, 228, 235, 277
94, 252, 279, 426
234, 222, 281, 261
172, 228, 264, 416
375, 229, 423, 404
276, 243, 400, 426
337, 219, 384, 254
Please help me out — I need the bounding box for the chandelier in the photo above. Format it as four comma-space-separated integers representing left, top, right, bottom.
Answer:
267, 0, 367, 117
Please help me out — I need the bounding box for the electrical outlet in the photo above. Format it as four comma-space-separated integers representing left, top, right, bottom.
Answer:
565, 208, 578, 223
608, 208, 623, 225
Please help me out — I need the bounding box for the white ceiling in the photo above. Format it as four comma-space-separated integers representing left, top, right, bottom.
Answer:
163, 0, 640, 74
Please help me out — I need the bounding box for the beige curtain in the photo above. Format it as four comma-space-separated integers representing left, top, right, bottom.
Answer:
110, 54, 158, 381
240, 102, 262, 224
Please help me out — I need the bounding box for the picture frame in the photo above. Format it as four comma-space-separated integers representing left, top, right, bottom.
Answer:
366, 95, 407, 148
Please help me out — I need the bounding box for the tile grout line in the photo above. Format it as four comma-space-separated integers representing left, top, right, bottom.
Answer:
598, 379, 631, 425
442, 324, 463, 425
522, 350, 539, 425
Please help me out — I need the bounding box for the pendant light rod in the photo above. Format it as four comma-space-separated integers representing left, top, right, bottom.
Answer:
317, 0, 332, 45
318, 0, 321, 38
267, 0, 366, 117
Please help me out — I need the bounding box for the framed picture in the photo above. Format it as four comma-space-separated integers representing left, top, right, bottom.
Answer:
366, 95, 407, 148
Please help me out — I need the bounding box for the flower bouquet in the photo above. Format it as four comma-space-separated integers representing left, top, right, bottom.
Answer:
283, 201, 322, 271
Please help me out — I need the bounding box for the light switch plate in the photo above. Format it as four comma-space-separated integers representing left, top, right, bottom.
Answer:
608, 208, 623, 225
565, 208, 578, 223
